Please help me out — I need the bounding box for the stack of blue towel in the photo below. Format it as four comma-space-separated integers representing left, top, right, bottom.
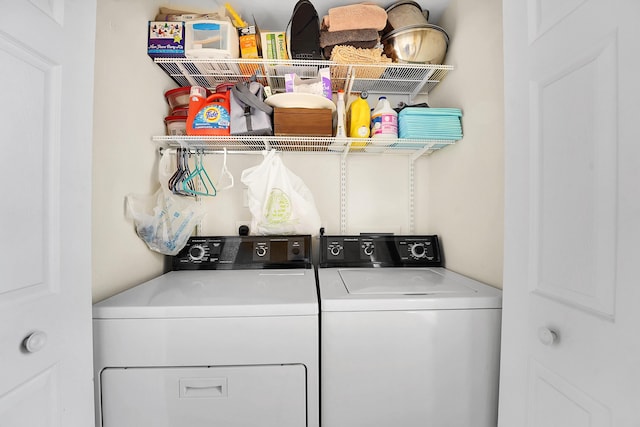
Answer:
397, 107, 463, 141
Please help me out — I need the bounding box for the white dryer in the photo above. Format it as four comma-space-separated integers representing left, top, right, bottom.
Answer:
93, 235, 319, 427
317, 234, 502, 427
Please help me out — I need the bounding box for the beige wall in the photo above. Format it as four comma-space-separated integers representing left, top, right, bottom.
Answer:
92, 0, 504, 302
419, 0, 505, 288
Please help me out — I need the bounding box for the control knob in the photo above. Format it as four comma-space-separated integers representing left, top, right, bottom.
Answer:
329, 244, 342, 256
362, 242, 374, 256
409, 242, 427, 259
256, 246, 268, 257
189, 245, 206, 261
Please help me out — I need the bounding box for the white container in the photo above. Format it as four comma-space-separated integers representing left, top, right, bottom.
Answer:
164, 116, 187, 135
366, 96, 398, 152
328, 90, 347, 152
185, 19, 239, 59
335, 90, 346, 137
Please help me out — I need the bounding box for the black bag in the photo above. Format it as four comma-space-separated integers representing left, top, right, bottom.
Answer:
289, 0, 323, 60
230, 81, 273, 136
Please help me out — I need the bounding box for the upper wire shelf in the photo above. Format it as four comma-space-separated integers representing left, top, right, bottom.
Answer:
153, 58, 453, 98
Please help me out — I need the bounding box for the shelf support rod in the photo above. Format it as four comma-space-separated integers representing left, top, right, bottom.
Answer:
409, 156, 415, 234
340, 155, 347, 234
408, 146, 431, 234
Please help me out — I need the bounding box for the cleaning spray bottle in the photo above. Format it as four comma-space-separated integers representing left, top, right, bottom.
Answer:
348, 91, 371, 149
186, 85, 231, 136
329, 89, 347, 151
335, 89, 346, 138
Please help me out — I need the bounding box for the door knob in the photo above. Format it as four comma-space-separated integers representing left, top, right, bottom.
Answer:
23, 331, 47, 353
538, 327, 558, 346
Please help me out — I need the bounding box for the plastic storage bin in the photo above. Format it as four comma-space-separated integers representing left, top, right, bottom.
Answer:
185, 20, 239, 59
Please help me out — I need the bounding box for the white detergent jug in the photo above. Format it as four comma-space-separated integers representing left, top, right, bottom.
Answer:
366, 96, 397, 152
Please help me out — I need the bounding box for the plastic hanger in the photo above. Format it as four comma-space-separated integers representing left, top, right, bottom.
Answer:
182, 150, 217, 197
216, 148, 234, 191
168, 148, 196, 196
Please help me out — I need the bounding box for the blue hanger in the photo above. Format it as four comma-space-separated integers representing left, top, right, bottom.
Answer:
182, 150, 217, 197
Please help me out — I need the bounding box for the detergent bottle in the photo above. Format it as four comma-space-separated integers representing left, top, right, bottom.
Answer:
186, 85, 231, 136
348, 91, 371, 148
366, 96, 397, 152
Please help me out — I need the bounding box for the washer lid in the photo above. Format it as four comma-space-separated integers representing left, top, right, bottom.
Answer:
93, 270, 318, 319
318, 267, 502, 311
340, 269, 473, 295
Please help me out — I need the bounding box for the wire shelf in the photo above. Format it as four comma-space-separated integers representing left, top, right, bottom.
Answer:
153, 58, 453, 97
153, 58, 457, 157
153, 135, 455, 156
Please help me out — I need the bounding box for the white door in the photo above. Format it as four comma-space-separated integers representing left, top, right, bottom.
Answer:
500, 0, 640, 425
0, 1, 96, 426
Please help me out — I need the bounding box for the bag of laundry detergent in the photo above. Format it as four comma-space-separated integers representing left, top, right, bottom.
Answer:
241, 150, 322, 235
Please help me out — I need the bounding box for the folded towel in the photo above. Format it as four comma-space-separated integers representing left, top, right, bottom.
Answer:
330, 45, 391, 64
319, 28, 379, 48
320, 27, 380, 62
322, 3, 387, 32
323, 40, 379, 59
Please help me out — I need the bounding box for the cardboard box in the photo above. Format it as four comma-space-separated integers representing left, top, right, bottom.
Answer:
274, 108, 333, 136
260, 32, 288, 59
148, 21, 185, 58
239, 25, 260, 59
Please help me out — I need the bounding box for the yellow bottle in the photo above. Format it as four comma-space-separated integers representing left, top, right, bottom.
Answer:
348, 92, 371, 148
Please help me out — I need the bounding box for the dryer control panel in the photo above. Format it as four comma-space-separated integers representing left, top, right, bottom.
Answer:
320, 234, 443, 268
172, 235, 311, 270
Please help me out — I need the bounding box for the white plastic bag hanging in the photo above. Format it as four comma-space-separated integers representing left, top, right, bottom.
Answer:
125, 150, 206, 255
241, 150, 322, 235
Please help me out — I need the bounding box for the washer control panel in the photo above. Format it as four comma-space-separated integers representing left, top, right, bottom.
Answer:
173, 235, 311, 270
320, 234, 442, 268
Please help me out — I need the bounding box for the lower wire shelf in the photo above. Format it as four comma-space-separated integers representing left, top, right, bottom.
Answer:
152, 136, 457, 157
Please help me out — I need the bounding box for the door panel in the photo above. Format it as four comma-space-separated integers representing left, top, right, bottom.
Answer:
0, 367, 58, 427
529, 0, 588, 40
529, 362, 611, 427
0, 1, 96, 426
29, 0, 64, 24
101, 365, 307, 427
530, 34, 618, 317
0, 33, 58, 300
501, 0, 640, 425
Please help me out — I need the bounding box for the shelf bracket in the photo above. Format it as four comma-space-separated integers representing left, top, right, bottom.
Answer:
409, 68, 436, 103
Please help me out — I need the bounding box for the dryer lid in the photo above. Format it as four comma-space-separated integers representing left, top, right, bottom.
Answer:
93, 270, 318, 319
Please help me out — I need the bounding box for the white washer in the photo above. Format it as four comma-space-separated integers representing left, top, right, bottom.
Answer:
317, 234, 502, 427
93, 235, 319, 427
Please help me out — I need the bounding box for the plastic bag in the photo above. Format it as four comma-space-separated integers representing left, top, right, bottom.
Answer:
241, 150, 322, 235
125, 151, 206, 255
